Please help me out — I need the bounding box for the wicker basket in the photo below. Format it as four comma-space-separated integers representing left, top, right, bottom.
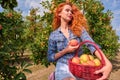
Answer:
68, 40, 105, 80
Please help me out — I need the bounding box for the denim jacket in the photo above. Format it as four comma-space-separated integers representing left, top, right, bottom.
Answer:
47, 27, 96, 64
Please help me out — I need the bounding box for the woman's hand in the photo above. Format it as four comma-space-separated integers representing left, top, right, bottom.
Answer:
95, 61, 112, 80
94, 50, 112, 80
65, 41, 79, 53
54, 41, 79, 60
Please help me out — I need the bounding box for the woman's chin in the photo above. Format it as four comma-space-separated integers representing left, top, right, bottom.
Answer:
66, 19, 72, 22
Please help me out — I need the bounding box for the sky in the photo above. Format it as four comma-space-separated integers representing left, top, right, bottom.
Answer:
101, 0, 120, 37
0, 0, 120, 38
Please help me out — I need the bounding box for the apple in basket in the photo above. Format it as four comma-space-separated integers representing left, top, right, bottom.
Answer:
80, 54, 89, 64
88, 54, 94, 60
72, 57, 80, 64
87, 60, 96, 66
93, 58, 101, 66
69, 39, 79, 46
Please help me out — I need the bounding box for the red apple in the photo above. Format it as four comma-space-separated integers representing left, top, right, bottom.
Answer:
87, 60, 95, 66
69, 39, 79, 46
72, 57, 80, 64
0, 24, 2, 30
6, 13, 12, 18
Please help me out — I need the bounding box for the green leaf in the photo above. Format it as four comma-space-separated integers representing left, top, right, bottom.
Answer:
0, 0, 2, 4
15, 72, 26, 80
24, 63, 33, 68
21, 61, 26, 68
23, 69, 32, 73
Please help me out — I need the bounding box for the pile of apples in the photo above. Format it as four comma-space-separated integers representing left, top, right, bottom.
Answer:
72, 54, 101, 66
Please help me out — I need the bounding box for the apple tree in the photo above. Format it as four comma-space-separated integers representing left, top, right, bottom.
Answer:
80, 0, 120, 58
22, 8, 52, 66
0, 10, 32, 80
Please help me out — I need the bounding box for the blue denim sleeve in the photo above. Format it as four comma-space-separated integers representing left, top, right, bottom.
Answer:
47, 33, 57, 62
80, 29, 96, 54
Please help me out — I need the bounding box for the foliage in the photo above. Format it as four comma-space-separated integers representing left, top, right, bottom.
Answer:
0, 10, 32, 80
0, 0, 17, 10
81, 0, 120, 58
0, 52, 32, 80
23, 8, 52, 66
0, 10, 25, 56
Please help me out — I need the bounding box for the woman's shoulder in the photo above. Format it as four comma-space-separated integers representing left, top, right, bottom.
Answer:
50, 29, 59, 36
49, 29, 60, 39
81, 27, 88, 33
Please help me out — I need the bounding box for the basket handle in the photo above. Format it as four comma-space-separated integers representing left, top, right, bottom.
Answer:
75, 40, 105, 66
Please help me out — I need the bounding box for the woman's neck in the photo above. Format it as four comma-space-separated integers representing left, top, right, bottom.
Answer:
60, 22, 70, 40
60, 22, 69, 30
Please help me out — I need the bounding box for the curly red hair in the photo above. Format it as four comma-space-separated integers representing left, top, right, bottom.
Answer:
52, 2, 88, 37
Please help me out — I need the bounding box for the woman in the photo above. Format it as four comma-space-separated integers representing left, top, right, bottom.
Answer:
47, 2, 112, 80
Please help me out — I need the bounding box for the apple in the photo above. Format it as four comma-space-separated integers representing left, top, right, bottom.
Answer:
0, 24, 2, 30
80, 60, 88, 66
80, 60, 84, 64
88, 55, 94, 61
72, 57, 80, 64
93, 58, 101, 66
69, 39, 79, 46
81, 62, 88, 66
80, 54, 89, 63
87, 60, 95, 66
6, 13, 13, 18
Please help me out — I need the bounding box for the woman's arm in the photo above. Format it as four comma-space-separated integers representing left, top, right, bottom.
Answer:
54, 43, 79, 60
80, 29, 96, 54
94, 50, 112, 80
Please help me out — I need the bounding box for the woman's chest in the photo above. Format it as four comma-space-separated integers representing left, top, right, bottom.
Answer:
55, 33, 81, 51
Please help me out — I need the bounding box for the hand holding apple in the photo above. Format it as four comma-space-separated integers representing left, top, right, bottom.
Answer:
66, 39, 79, 53
69, 39, 79, 46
